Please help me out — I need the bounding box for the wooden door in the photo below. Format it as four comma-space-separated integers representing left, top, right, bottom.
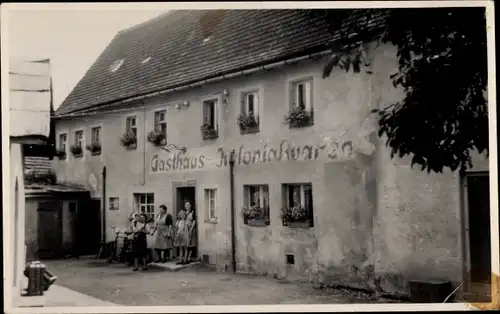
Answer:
37, 201, 62, 258
466, 174, 491, 298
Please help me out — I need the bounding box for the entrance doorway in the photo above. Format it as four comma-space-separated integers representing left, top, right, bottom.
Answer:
37, 201, 63, 259
463, 172, 491, 300
176, 186, 198, 259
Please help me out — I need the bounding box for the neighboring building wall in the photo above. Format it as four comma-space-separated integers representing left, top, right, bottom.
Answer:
8, 143, 26, 307
53, 43, 489, 295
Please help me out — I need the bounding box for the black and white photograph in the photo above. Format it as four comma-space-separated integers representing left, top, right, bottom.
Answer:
2, 1, 498, 312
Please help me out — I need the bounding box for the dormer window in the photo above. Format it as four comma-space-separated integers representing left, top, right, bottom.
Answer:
109, 59, 125, 72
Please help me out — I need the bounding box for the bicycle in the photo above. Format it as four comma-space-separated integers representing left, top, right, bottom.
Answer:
107, 226, 131, 263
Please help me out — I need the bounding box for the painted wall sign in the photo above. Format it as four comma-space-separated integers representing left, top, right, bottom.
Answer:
150, 139, 353, 173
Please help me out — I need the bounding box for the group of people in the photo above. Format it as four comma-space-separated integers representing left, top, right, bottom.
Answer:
127, 201, 197, 272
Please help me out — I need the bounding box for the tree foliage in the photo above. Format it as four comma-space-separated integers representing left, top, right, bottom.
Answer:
314, 8, 488, 173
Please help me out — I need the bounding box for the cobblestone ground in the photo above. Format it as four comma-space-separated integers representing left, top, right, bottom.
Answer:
44, 257, 400, 306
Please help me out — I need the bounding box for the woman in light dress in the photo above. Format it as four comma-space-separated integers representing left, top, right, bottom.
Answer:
174, 208, 188, 264
145, 216, 156, 264
152, 205, 173, 263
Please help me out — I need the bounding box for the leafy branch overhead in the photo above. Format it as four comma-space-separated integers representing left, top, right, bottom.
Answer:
314, 8, 488, 173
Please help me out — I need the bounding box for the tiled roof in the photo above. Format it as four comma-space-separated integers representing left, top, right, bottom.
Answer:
24, 156, 52, 173
56, 9, 388, 116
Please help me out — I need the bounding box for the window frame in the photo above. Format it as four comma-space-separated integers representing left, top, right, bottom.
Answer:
204, 188, 217, 222
125, 116, 138, 136
282, 183, 314, 226
290, 78, 313, 112
109, 197, 119, 211
202, 98, 219, 132
154, 110, 167, 139
74, 130, 84, 148
91, 126, 102, 144
241, 90, 260, 118
243, 184, 270, 223
58, 133, 67, 152
134, 193, 155, 220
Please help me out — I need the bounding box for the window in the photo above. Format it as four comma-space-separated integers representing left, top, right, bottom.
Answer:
135, 193, 154, 220
244, 185, 270, 223
58, 133, 67, 157
154, 110, 167, 139
204, 189, 217, 222
126, 116, 137, 137
202, 99, 219, 131
282, 183, 314, 227
242, 91, 259, 118
74, 130, 84, 148
109, 197, 119, 210
91, 127, 101, 144
239, 91, 260, 133
291, 79, 313, 112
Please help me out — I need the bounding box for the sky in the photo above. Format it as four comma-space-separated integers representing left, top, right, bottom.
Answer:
7, 8, 166, 109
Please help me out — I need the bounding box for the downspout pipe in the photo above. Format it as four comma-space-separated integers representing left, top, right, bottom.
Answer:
229, 150, 236, 273
102, 166, 107, 243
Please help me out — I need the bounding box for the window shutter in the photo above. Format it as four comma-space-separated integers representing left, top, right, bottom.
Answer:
290, 84, 296, 109
254, 93, 260, 119
213, 100, 219, 131
305, 81, 312, 112
202, 102, 209, 125
240, 94, 246, 115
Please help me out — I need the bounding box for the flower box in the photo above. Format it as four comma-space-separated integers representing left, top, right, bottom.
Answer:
86, 142, 102, 155
56, 149, 66, 160
120, 132, 137, 150
70, 145, 83, 158
283, 219, 313, 228
284, 107, 314, 128
201, 124, 218, 140
147, 130, 166, 147
238, 113, 260, 134
246, 218, 268, 227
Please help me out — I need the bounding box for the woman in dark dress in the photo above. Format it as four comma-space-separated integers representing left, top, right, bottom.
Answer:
132, 213, 149, 271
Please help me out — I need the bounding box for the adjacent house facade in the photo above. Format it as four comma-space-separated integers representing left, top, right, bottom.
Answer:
6, 59, 52, 308
52, 10, 491, 299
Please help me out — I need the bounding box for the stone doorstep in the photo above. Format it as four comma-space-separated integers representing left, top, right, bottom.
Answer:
148, 261, 200, 271
16, 295, 46, 308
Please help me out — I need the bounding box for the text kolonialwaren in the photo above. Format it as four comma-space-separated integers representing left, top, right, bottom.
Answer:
150, 139, 353, 173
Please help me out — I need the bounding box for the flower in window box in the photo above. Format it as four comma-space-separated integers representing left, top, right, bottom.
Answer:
237, 112, 259, 133
120, 131, 137, 148
283, 106, 313, 128
280, 205, 308, 222
242, 206, 267, 226
86, 142, 102, 154
70, 145, 83, 156
200, 123, 218, 139
147, 130, 166, 146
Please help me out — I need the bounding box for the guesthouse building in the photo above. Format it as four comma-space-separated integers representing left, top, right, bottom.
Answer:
52, 10, 492, 300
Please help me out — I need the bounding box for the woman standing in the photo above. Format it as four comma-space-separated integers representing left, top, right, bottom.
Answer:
132, 213, 149, 271
153, 205, 173, 263
174, 209, 188, 264
145, 216, 156, 264
184, 201, 197, 264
